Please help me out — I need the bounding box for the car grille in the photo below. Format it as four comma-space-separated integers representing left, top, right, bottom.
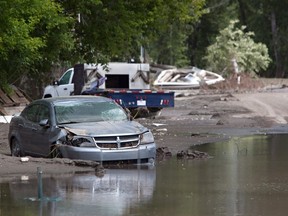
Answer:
94, 135, 140, 149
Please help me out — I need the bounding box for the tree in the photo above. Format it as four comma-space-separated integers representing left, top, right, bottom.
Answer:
0, 0, 206, 95
146, 0, 206, 67
58, 0, 157, 63
204, 20, 271, 77
231, 0, 288, 77
58, 0, 206, 66
0, 0, 74, 90
187, 0, 239, 68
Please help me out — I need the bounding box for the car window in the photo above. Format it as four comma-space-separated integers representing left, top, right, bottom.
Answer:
36, 105, 50, 122
21, 104, 50, 123
21, 104, 39, 123
59, 69, 72, 85
54, 101, 128, 124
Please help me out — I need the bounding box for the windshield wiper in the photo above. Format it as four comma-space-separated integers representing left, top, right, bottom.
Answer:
59, 121, 81, 124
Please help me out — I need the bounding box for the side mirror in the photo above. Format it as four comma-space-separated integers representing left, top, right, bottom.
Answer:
39, 119, 50, 128
52, 80, 59, 86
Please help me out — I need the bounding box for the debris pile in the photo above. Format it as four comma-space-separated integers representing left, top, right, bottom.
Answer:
176, 150, 210, 160
156, 147, 172, 161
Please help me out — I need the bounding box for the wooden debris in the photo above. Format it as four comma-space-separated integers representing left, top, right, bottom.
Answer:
0, 89, 14, 106
0, 85, 30, 115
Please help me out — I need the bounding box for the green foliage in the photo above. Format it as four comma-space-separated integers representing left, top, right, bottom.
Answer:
188, 0, 239, 67
146, 0, 206, 67
232, 0, 288, 77
204, 20, 271, 76
0, 0, 73, 88
59, 0, 150, 63
1, 83, 12, 95
57, 0, 205, 66
0, 0, 206, 91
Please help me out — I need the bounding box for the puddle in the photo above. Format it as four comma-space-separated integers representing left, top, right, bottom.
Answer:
1, 134, 288, 216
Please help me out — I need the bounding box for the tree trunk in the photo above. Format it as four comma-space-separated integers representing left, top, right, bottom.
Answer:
271, 10, 282, 77
237, 0, 247, 27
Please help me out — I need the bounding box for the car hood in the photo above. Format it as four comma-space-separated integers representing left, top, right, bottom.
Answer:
60, 120, 148, 136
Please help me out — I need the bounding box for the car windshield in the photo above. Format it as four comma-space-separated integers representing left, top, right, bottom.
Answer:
54, 100, 128, 124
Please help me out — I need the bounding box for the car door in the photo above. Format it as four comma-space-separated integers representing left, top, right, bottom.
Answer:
18, 104, 39, 153
56, 69, 74, 96
20, 104, 52, 156
28, 104, 52, 156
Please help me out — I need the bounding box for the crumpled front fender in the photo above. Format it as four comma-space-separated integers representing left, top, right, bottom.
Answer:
49, 128, 68, 144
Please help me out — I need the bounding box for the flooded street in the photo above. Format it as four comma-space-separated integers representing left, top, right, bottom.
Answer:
1, 134, 288, 216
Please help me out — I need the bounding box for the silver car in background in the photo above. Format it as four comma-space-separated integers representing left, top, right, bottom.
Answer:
8, 96, 156, 164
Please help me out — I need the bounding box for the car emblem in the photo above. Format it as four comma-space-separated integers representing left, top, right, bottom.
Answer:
116, 137, 121, 148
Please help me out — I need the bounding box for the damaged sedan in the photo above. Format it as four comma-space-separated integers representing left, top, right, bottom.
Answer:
8, 96, 156, 164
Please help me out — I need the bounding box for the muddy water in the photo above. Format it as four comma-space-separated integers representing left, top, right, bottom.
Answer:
1, 134, 288, 216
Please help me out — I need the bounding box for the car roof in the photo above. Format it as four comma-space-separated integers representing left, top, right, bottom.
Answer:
35, 96, 113, 105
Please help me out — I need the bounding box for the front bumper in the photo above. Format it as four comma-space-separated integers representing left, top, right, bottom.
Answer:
59, 143, 156, 162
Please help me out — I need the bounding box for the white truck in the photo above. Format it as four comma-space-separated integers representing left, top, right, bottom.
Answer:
43, 62, 174, 115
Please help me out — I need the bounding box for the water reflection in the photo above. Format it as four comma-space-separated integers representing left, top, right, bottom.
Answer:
2, 134, 288, 216
1, 168, 155, 216
56, 168, 155, 215
133, 134, 288, 216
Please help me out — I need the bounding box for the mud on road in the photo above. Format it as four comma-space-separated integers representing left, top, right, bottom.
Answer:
1, 83, 288, 175
140, 89, 288, 155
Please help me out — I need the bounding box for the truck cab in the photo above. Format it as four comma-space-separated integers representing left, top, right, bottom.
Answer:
43, 68, 74, 98
43, 62, 174, 116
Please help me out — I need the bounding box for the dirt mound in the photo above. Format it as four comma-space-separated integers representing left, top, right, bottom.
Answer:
201, 74, 264, 92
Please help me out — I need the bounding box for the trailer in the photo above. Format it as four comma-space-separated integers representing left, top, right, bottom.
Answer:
43, 63, 174, 116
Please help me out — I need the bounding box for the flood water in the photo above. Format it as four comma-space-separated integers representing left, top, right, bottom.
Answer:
1, 134, 288, 216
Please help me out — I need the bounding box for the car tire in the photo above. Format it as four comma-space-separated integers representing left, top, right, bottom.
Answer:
43, 94, 52, 98
11, 138, 24, 157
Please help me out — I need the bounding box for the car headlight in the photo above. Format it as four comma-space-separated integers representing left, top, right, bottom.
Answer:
140, 131, 154, 145
71, 136, 95, 147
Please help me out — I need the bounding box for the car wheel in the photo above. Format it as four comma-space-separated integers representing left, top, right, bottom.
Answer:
49, 144, 63, 158
11, 138, 24, 157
